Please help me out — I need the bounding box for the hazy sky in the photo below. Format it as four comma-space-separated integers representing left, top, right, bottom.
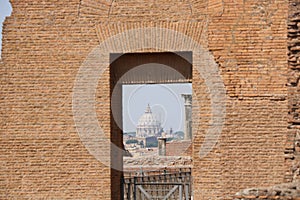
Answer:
122, 83, 192, 133
0, 0, 12, 57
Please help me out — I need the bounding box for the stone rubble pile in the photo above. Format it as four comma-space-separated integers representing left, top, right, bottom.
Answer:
235, 181, 300, 200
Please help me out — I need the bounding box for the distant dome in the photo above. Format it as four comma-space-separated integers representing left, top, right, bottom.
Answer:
136, 104, 162, 137
138, 105, 160, 126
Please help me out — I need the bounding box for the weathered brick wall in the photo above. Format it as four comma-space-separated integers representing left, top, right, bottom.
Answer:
1, 0, 112, 199
196, 0, 288, 199
0, 0, 289, 199
287, 0, 300, 183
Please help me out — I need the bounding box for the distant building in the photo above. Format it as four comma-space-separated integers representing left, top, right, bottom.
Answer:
136, 104, 162, 138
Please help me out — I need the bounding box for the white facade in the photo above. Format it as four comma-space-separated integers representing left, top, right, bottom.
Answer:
136, 104, 162, 137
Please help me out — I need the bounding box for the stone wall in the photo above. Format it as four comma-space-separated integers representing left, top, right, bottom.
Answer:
235, 181, 300, 200
0, 0, 289, 199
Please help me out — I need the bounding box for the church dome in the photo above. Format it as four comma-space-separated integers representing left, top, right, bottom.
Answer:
136, 104, 162, 137
138, 105, 160, 126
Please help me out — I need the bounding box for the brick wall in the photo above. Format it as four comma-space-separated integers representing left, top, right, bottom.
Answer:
286, 0, 300, 183
0, 0, 289, 199
196, 0, 288, 199
1, 0, 112, 199
166, 140, 192, 156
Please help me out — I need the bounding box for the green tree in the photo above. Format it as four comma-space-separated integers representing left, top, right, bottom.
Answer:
126, 139, 138, 144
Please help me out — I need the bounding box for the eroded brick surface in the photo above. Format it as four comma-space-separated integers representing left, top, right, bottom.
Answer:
287, 0, 300, 184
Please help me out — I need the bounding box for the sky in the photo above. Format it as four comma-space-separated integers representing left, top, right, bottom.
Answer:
122, 83, 192, 133
0, 0, 12, 58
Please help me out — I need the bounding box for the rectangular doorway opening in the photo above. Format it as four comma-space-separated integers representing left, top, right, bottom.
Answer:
110, 52, 193, 200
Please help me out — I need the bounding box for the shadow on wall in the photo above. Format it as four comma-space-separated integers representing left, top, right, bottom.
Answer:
0, 0, 12, 58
